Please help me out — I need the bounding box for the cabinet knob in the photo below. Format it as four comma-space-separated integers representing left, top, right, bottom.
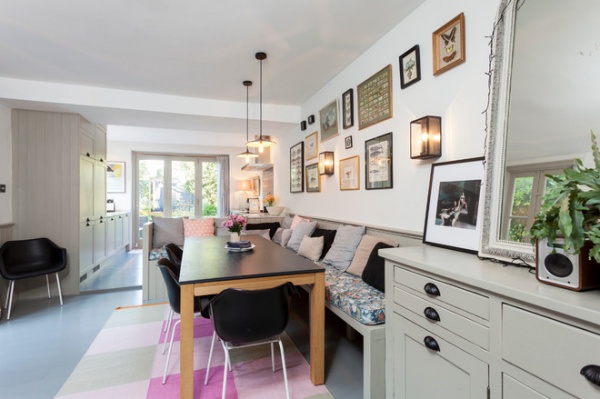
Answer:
424, 307, 441, 322
86, 152, 91, 157
424, 283, 441, 296
86, 223, 90, 227
581, 365, 600, 387
423, 336, 440, 352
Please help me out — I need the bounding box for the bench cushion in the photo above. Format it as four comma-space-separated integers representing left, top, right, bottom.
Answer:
323, 263, 385, 325
148, 247, 168, 261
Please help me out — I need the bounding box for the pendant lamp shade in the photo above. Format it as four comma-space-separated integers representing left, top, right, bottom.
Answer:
246, 52, 276, 153
236, 80, 259, 162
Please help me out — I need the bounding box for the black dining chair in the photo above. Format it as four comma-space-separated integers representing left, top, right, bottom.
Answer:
157, 257, 214, 384
205, 282, 295, 399
164, 243, 183, 268
0, 237, 67, 320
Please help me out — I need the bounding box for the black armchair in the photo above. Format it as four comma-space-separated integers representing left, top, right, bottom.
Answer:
205, 282, 295, 399
0, 237, 67, 320
164, 243, 183, 268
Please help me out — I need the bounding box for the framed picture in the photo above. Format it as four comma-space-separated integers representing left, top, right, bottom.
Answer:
423, 157, 484, 253
300, 120, 307, 131
262, 167, 273, 198
357, 64, 393, 130
290, 142, 304, 193
339, 155, 360, 191
365, 132, 393, 190
399, 45, 421, 89
319, 99, 339, 142
342, 88, 354, 129
252, 176, 260, 196
107, 161, 126, 193
305, 131, 318, 160
345, 135, 353, 149
248, 198, 260, 214
432, 13, 466, 76
307, 115, 315, 124
305, 163, 321, 192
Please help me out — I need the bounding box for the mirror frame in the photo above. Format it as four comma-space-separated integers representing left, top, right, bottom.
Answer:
479, 0, 536, 264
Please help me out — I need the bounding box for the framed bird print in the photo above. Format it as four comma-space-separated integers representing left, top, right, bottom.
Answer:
432, 13, 465, 75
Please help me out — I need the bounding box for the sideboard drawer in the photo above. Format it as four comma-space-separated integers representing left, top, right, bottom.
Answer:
394, 266, 489, 321
394, 286, 489, 350
502, 305, 600, 398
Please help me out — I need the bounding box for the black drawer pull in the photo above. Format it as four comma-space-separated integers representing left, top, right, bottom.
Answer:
581, 365, 600, 387
424, 283, 440, 296
423, 336, 440, 352
424, 307, 441, 322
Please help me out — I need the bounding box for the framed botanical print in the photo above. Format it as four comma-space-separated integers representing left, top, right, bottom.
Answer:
319, 99, 340, 142
290, 142, 304, 193
365, 132, 393, 190
399, 45, 421, 89
433, 13, 466, 75
339, 155, 360, 191
342, 88, 354, 129
305, 163, 321, 192
305, 131, 318, 160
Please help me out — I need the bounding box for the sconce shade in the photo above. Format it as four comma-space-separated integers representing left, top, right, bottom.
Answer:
410, 116, 442, 159
235, 180, 252, 191
319, 151, 334, 175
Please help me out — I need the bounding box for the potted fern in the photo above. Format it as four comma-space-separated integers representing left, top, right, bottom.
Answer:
529, 131, 600, 263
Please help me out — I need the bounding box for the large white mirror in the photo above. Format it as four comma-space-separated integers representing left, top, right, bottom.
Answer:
480, 0, 600, 263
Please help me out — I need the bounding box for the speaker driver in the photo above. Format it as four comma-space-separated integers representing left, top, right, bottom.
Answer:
544, 253, 574, 278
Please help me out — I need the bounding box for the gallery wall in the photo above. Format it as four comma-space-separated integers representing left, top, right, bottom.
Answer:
273, 0, 500, 235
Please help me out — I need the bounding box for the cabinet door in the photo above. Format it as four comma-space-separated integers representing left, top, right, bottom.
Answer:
105, 216, 116, 256
115, 214, 124, 248
80, 156, 94, 222
94, 125, 107, 162
93, 217, 106, 264
392, 313, 489, 399
79, 220, 94, 273
122, 213, 131, 247
93, 160, 106, 220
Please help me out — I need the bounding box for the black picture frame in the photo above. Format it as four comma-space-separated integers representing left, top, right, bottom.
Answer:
342, 88, 354, 129
345, 135, 353, 149
290, 142, 304, 193
300, 120, 307, 131
364, 132, 393, 190
399, 45, 421, 89
307, 115, 315, 124
423, 157, 485, 253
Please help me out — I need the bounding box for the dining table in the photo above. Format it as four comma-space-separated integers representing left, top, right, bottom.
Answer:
178, 235, 326, 399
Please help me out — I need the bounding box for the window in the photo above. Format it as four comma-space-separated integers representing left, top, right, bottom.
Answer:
502, 161, 571, 243
133, 153, 227, 246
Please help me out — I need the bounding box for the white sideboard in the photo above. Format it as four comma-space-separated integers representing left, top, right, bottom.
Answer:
381, 246, 600, 399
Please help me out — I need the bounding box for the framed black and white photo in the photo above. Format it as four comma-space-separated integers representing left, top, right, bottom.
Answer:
423, 157, 484, 253
364, 132, 393, 190
290, 142, 304, 193
342, 88, 354, 129
399, 45, 421, 89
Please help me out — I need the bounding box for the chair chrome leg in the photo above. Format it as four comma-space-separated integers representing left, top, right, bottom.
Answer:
278, 338, 290, 399
162, 310, 174, 355
6, 281, 15, 320
55, 273, 63, 306
271, 341, 275, 372
204, 330, 217, 385
221, 341, 230, 399
45, 274, 51, 299
162, 319, 181, 384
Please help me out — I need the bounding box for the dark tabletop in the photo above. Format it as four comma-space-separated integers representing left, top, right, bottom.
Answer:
179, 235, 325, 285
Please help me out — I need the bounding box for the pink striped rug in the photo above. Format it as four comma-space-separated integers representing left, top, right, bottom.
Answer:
56, 304, 332, 399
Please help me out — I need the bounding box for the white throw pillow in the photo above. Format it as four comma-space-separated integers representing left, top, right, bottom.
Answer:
298, 236, 324, 262
346, 235, 398, 276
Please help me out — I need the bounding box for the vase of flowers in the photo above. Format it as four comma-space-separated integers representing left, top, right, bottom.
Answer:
263, 194, 284, 216
222, 214, 247, 242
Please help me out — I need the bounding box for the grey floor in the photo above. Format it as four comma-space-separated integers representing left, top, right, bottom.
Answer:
0, 251, 363, 399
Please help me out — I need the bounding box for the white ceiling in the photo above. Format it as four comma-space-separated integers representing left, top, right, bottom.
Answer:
0, 0, 425, 142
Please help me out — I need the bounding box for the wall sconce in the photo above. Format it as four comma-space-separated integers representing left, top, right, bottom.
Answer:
319, 151, 334, 175
410, 116, 442, 159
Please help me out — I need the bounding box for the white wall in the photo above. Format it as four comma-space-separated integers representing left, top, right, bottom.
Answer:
0, 104, 11, 224
273, 0, 500, 234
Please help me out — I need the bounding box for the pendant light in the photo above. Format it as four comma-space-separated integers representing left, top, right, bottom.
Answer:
236, 80, 259, 162
246, 52, 276, 153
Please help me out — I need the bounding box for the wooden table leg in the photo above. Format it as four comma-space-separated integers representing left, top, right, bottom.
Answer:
309, 272, 326, 385
180, 284, 195, 399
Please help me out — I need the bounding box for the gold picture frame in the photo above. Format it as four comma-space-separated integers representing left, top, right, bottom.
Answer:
433, 13, 466, 76
339, 155, 360, 191
357, 64, 393, 130
305, 131, 318, 160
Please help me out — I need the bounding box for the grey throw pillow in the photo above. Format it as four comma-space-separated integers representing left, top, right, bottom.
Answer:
321, 224, 366, 271
241, 229, 271, 239
152, 217, 185, 247
286, 221, 318, 252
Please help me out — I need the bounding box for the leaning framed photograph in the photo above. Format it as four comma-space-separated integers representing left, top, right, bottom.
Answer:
319, 99, 339, 142
365, 132, 393, 190
342, 88, 354, 129
339, 155, 360, 191
357, 64, 393, 130
305, 163, 321, 193
432, 13, 466, 76
423, 157, 484, 253
248, 198, 261, 214
107, 161, 126, 193
304, 131, 318, 161
399, 45, 421, 89
290, 142, 304, 193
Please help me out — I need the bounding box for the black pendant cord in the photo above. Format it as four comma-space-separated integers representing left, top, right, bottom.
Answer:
259, 55, 263, 141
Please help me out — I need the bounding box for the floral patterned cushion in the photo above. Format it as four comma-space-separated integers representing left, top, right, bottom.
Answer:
322, 263, 385, 325
148, 248, 168, 261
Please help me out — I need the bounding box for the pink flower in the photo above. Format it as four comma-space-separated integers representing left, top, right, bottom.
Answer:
221, 214, 247, 233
